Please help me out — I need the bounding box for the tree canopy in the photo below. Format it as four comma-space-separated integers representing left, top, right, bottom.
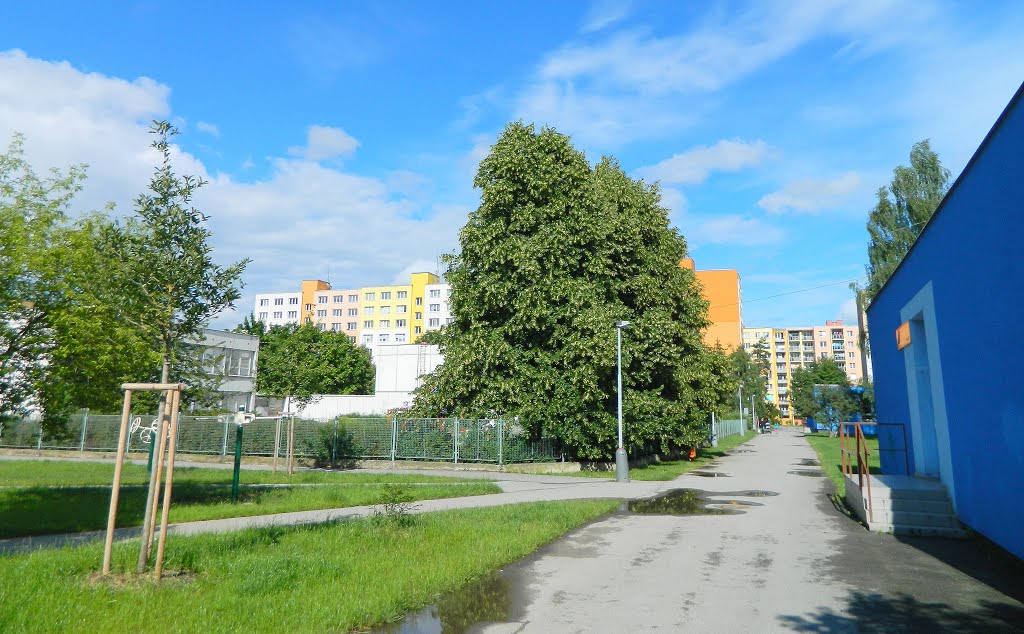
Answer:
255, 324, 375, 406
411, 122, 731, 459
864, 140, 950, 300
790, 358, 859, 424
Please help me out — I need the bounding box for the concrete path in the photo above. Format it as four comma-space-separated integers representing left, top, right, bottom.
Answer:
473, 428, 1024, 633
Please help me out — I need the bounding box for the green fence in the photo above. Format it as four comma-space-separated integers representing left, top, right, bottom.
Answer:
0, 412, 559, 465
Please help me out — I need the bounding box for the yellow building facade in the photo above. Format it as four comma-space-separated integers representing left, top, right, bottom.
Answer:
679, 258, 743, 351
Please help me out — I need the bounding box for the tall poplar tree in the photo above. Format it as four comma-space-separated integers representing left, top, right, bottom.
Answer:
413, 123, 728, 459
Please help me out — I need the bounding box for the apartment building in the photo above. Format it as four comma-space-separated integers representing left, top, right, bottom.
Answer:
254, 273, 445, 346
679, 258, 743, 351
743, 320, 865, 420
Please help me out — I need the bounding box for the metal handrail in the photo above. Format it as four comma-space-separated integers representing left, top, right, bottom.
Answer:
839, 422, 873, 523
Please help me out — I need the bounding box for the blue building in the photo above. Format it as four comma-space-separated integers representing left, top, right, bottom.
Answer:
867, 82, 1024, 559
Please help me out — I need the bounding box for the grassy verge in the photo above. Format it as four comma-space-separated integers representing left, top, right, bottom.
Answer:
0, 500, 617, 632
566, 431, 757, 481
0, 460, 482, 487
0, 480, 500, 539
804, 432, 880, 498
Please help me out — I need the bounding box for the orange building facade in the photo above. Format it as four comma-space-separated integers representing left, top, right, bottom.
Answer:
679, 258, 743, 351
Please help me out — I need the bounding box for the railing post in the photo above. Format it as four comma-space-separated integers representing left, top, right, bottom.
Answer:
80, 408, 89, 451
498, 419, 503, 467
390, 416, 397, 463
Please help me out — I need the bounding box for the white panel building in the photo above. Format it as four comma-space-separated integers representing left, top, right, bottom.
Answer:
253, 292, 301, 327
423, 283, 453, 331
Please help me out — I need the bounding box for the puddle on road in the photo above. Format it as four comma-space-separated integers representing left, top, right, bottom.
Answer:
374, 572, 511, 633
797, 458, 820, 466
627, 489, 777, 516
788, 470, 826, 478
729, 449, 756, 454
691, 471, 731, 478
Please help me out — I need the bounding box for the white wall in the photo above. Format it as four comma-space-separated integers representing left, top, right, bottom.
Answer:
288, 392, 414, 418
370, 343, 443, 392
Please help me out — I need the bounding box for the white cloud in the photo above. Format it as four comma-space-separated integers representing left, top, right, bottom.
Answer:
196, 121, 220, 137
0, 50, 465, 330
659, 187, 687, 215
683, 214, 785, 247
581, 0, 632, 34
757, 171, 862, 214
637, 139, 771, 185
837, 297, 859, 323
288, 124, 359, 161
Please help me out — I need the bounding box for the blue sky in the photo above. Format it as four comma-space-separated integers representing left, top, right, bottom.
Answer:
1, 1, 1022, 329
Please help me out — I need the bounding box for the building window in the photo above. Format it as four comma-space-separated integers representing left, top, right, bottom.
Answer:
362, 334, 373, 344
819, 341, 826, 348
273, 311, 282, 319
848, 352, 855, 358
380, 306, 391, 314
850, 363, 856, 369
381, 291, 391, 300
415, 326, 422, 334
319, 323, 326, 331
429, 303, 440, 312
331, 323, 341, 331
348, 308, 357, 316
447, 288, 452, 297
446, 317, 454, 325
365, 292, 375, 301
332, 309, 342, 316
743, 332, 750, 339
288, 311, 297, 318
415, 312, 422, 320
348, 336, 356, 343
316, 310, 327, 317
395, 333, 406, 343
274, 298, 283, 305
428, 318, 440, 327
397, 291, 407, 299
318, 296, 327, 304
333, 295, 342, 303
396, 319, 406, 327
305, 303, 313, 311
379, 334, 389, 343
744, 343, 751, 349
258, 312, 268, 319
364, 320, 373, 328
397, 305, 407, 313
289, 297, 298, 305
364, 306, 374, 315
380, 320, 390, 328
347, 322, 356, 330
429, 289, 441, 298
259, 299, 269, 306
415, 297, 423, 306
348, 294, 358, 302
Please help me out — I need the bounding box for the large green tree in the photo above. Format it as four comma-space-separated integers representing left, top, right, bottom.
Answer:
790, 358, 858, 423
255, 324, 375, 407
412, 122, 729, 459
864, 140, 950, 300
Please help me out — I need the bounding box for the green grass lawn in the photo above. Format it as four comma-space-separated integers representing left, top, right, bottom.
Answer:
0, 460, 500, 539
0, 500, 617, 632
0, 459, 481, 487
804, 432, 880, 498
566, 431, 757, 481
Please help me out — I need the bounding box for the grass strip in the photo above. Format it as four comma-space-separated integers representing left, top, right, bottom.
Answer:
804, 432, 880, 498
0, 480, 500, 539
0, 500, 618, 632
566, 431, 758, 481
0, 460, 483, 487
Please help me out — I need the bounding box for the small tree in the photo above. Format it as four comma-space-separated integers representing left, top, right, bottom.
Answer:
255, 324, 375, 408
791, 358, 858, 423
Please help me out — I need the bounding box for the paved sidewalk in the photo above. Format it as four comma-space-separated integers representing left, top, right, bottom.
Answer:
471, 428, 1024, 633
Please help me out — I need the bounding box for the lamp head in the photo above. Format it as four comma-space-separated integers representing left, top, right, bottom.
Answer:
615, 321, 631, 328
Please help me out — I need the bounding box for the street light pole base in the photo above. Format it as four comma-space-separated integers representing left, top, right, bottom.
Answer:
615, 447, 630, 482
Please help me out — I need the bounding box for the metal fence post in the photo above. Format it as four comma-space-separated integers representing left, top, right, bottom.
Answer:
453, 417, 459, 463
498, 419, 503, 467
221, 417, 229, 456
80, 408, 89, 451
37, 422, 43, 450
331, 419, 339, 465
390, 416, 397, 462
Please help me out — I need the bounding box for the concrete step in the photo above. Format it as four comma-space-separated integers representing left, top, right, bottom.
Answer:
865, 497, 954, 515
866, 487, 951, 502
890, 524, 970, 539
868, 509, 961, 529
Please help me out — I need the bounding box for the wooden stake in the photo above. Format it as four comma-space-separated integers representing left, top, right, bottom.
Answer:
102, 389, 133, 575
154, 389, 182, 579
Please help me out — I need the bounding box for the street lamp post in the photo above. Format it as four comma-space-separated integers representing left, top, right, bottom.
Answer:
615, 321, 631, 483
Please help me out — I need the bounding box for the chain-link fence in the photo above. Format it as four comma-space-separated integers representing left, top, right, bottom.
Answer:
0, 412, 559, 465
